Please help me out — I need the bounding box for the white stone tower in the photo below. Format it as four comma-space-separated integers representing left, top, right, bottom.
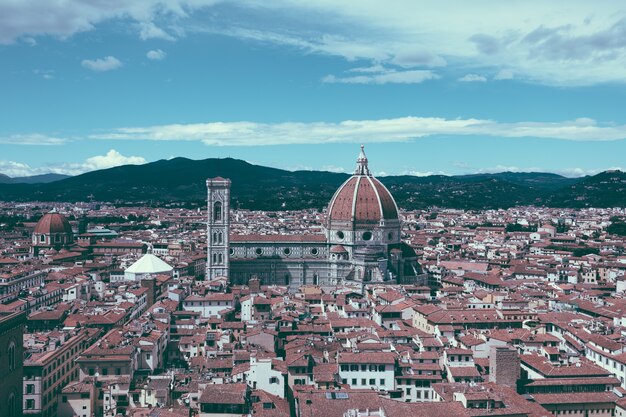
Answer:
206, 177, 231, 279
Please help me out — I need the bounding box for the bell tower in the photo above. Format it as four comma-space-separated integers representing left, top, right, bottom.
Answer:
206, 177, 231, 280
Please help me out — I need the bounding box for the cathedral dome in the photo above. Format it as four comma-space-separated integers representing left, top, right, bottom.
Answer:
327, 145, 399, 225
34, 211, 73, 235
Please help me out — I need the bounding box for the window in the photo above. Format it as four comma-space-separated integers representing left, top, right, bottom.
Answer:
7, 341, 16, 371
369, 379, 375, 385
102, 368, 108, 376
340, 365, 348, 372
269, 377, 278, 384
361, 364, 367, 371
362, 231, 372, 241
62, 396, 67, 403
256, 248, 263, 256
380, 379, 385, 385
378, 365, 385, 372
351, 378, 357, 385
311, 248, 319, 256
26, 399, 35, 409
361, 379, 366, 385
26, 384, 35, 394
213, 202, 222, 221
146, 354, 151, 360
116, 368, 121, 375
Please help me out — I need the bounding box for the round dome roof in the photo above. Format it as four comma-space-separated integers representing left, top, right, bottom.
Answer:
34, 211, 73, 235
327, 146, 399, 225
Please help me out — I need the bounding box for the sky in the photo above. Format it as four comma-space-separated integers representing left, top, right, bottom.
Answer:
1, 1, 626, 177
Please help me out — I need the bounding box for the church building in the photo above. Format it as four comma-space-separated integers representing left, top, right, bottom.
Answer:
206, 146, 426, 289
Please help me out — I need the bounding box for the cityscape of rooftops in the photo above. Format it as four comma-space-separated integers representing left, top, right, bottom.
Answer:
1, 2, 626, 417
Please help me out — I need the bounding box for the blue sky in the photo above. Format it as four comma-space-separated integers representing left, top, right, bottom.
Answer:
1, 1, 626, 177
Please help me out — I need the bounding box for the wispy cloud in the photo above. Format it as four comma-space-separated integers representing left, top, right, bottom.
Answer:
89, 116, 626, 146
0, 133, 66, 145
458, 73, 487, 82
81, 56, 123, 72
146, 49, 167, 60
3, 2, 626, 85
323, 69, 439, 85
0, 149, 146, 177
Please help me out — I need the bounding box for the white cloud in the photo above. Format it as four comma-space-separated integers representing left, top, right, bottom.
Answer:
138, 22, 175, 41
555, 167, 624, 177
397, 170, 449, 177
201, 2, 626, 86
0, 150, 147, 177
0, 160, 40, 177
494, 69, 514, 80
3, 2, 626, 85
323, 69, 439, 85
33, 69, 55, 80
80, 149, 146, 171
0, 133, 66, 145
89, 116, 626, 146
321, 165, 346, 173
0, 1, 218, 44
81, 56, 123, 72
146, 49, 167, 60
458, 73, 487, 82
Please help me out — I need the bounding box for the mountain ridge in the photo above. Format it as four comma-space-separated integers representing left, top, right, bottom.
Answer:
0, 158, 623, 210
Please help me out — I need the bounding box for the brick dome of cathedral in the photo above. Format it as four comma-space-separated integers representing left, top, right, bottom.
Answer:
327, 145, 399, 225
34, 211, 73, 235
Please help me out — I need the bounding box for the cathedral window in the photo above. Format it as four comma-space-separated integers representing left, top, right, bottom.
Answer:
256, 248, 263, 256
362, 231, 373, 241
283, 248, 291, 255
311, 248, 319, 256
336, 231, 344, 240
213, 202, 222, 221
8, 340, 16, 371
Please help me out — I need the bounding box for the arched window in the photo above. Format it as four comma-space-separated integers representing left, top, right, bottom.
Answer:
212, 254, 217, 264
213, 232, 218, 243
213, 202, 222, 221
8, 341, 16, 372
218, 232, 223, 244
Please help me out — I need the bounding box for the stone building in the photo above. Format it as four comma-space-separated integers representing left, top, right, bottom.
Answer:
0, 311, 26, 417
207, 146, 426, 290
31, 211, 74, 256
